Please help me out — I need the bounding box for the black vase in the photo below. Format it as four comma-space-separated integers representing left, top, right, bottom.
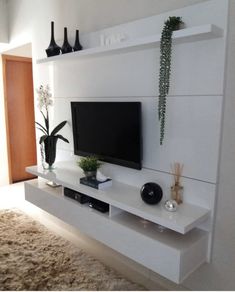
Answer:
44, 136, 58, 168
140, 182, 163, 205
45, 21, 61, 57
73, 30, 83, 51
61, 27, 73, 54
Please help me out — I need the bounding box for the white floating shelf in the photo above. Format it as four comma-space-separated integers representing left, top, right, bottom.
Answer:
26, 162, 210, 234
25, 178, 209, 283
36, 24, 223, 64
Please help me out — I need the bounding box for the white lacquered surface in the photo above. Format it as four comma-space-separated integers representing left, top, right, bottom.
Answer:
36, 24, 223, 64
25, 178, 208, 283
26, 162, 210, 234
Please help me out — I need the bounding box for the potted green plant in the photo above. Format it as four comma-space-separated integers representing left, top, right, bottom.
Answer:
78, 156, 102, 179
35, 85, 69, 169
158, 16, 183, 145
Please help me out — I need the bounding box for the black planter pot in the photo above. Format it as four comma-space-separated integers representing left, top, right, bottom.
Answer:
73, 30, 83, 51
84, 170, 96, 179
44, 136, 58, 167
46, 21, 61, 57
61, 27, 73, 54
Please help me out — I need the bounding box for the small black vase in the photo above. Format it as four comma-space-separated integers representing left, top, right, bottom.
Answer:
73, 30, 83, 51
46, 21, 61, 57
44, 136, 58, 168
140, 182, 163, 205
61, 27, 73, 54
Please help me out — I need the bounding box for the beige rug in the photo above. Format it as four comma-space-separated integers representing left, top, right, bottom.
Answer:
0, 209, 145, 291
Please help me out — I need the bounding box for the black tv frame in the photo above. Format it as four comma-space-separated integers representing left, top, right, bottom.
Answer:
71, 102, 142, 170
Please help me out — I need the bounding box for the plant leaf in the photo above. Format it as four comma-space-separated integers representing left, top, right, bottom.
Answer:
36, 127, 47, 135
56, 134, 69, 143
158, 16, 182, 145
46, 110, 50, 135
39, 135, 48, 144
51, 121, 67, 136
35, 122, 47, 134
41, 110, 49, 134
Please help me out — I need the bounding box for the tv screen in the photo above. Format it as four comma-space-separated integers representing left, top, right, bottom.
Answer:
71, 102, 142, 170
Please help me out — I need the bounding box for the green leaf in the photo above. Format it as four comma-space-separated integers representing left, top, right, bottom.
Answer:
158, 16, 182, 145
41, 110, 49, 134
36, 127, 47, 135
51, 121, 67, 136
46, 110, 50, 135
35, 122, 47, 134
39, 135, 48, 144
77, 156, 102, 172
56, 134, 69, 143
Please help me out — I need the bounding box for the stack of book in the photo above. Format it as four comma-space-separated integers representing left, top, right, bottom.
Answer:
80, 177, 112, 190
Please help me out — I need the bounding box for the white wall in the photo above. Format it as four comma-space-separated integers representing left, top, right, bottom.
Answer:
6, 0, 205, 36
1, 0, 234, 290
184, 1, 235, 290
5, 43, 32, 57
216, 0, 235, 280
0, 0, 8, 43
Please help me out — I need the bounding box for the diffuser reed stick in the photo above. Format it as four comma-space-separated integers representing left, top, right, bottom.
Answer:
171, 162, 184, 204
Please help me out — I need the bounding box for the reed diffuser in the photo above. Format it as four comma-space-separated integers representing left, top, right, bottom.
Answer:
171, 162, 184, 204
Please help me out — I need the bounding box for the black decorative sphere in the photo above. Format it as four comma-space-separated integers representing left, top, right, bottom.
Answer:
140, 182, 163, 205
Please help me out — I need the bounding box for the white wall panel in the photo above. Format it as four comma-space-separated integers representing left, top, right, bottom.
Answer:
170, 39, 225, 96
40, 5, 229, 269
52, 95, 222, 183
52, 50, 157, 98
144, 95, 223, 183
52, 38, 224, 98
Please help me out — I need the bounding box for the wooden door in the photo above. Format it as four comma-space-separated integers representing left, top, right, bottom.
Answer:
2, 55, 37, 183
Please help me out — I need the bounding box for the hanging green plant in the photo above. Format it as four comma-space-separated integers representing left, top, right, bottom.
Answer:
158, 16, 183, 145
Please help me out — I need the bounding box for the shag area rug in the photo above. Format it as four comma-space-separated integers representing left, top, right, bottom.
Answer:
0, 209, 144, 291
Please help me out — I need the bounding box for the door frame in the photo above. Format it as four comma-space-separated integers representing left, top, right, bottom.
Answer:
2, 54, 33, 183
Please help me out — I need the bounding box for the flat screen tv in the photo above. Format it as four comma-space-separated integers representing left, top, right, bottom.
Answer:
71, 102, 142, 170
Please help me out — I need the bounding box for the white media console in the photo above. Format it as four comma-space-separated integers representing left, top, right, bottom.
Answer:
25, 162, 210, 283
28, 0, 228, 285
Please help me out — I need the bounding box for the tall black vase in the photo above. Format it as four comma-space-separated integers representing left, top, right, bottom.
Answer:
44, 136, 58, 168
73, 30, 83, 51
45, 21, 61, 57
61, 27, 73, 54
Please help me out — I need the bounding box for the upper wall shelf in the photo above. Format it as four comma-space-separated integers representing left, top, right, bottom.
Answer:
36, 24, 223, 64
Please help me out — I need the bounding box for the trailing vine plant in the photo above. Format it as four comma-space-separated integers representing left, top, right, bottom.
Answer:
158, 16, 183, 145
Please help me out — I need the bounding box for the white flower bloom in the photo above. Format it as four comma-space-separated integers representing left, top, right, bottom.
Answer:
37, 85, 53, 111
